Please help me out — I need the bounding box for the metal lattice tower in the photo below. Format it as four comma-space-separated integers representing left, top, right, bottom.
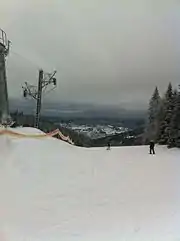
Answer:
22, 70, 57, 128
0, 28, 11, 125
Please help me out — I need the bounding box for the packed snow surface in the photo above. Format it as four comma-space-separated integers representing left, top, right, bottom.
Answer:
0, 127, 180, 241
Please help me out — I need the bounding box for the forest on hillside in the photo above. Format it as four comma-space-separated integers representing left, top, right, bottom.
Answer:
145, 83, 180, 148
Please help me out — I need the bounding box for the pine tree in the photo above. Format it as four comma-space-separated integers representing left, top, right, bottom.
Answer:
156, 97, 165, 142
167, 89, 178, 148
169, 89, 180, 148
146, 86, 161, 142
175, 93, 180, 147
158, 83, 174, 145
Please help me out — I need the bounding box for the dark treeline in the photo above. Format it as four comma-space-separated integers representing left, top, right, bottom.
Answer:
145, 83, 180, 148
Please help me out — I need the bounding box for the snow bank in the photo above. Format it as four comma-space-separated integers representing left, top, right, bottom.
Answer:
9, 127, 45, 135
0, 127, 180, 240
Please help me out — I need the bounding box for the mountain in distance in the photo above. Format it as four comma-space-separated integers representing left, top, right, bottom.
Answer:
9, 98, 146, 119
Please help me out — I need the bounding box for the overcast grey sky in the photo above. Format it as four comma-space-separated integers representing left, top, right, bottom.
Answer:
1, 0, 180, 109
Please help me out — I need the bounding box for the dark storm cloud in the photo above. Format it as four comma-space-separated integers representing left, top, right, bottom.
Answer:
1, 0, 180, 109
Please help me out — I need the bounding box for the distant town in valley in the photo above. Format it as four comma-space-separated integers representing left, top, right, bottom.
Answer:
10, 99, 146, 147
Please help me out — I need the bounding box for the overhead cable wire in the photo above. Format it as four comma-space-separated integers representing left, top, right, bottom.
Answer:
10, 50, 42, 69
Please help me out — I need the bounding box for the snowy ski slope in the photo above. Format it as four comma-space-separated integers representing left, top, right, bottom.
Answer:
0, 127, 180, 241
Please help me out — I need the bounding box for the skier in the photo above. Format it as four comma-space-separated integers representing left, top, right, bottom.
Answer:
149, 140, 155, 154
107, 141, 111, 150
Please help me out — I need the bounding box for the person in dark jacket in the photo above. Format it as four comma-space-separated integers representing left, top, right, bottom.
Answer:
107, 141, 111, 150
149, 140, 155, 154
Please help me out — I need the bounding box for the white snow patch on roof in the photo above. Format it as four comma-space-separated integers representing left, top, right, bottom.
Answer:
0, 127, 180, 240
